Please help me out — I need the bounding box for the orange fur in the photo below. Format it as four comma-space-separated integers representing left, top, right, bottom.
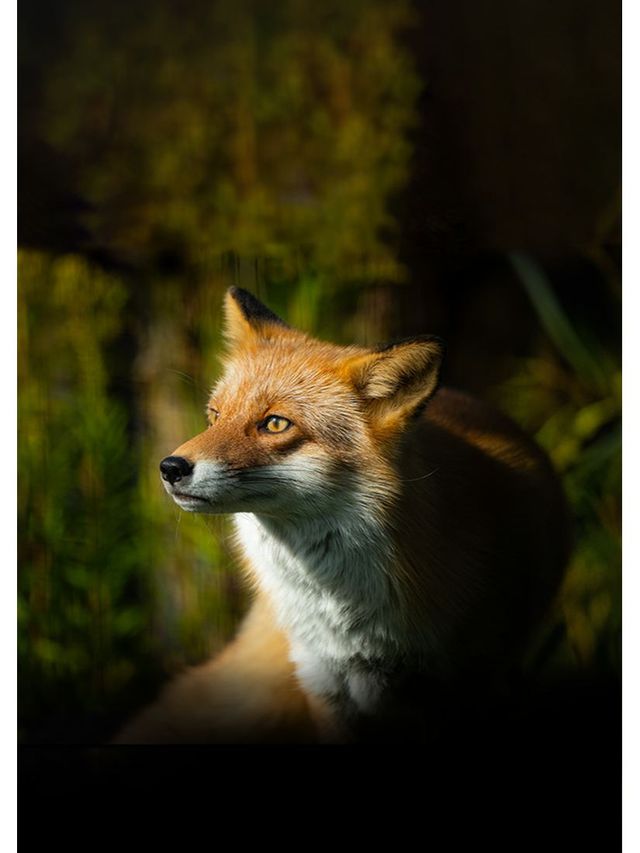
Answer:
114, 593, 320, 743
115, 288, 570, 744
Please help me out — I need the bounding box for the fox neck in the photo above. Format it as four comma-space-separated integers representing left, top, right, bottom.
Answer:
234, 494, 405, 714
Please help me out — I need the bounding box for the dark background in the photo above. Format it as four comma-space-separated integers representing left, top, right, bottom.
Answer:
18, 0, 620, 835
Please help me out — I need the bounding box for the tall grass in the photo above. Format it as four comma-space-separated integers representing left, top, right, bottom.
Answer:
500, 253, 621, 671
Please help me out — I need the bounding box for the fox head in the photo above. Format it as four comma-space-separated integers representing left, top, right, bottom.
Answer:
160, 287, 444, 517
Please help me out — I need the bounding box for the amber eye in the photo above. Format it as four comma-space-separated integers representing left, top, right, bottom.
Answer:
207, 406, 219, 424
260, 415, 292, 434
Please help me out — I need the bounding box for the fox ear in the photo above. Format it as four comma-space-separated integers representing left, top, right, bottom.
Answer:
223, 287, 289, 344
347, 336, 444, 428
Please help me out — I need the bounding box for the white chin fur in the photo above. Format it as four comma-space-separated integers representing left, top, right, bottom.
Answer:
162, 456, 335, 518
171, 494, 213, 512
163, 455, 340, 516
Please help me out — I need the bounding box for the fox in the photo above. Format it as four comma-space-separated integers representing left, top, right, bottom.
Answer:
114, 286, 571, 744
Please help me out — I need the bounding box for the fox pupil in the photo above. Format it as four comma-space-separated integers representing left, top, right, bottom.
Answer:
264, 416, 290, 433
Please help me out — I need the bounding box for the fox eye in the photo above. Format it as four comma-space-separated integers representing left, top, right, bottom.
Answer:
260, 415, 292, 434
207, 406, 219, 424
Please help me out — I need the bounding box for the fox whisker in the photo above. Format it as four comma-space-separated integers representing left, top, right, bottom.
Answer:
401, 468, 439, 483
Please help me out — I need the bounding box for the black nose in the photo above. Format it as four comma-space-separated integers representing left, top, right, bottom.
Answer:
160, 456, 194, 485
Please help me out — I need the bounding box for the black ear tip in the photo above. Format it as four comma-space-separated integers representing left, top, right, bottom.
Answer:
226, 287, 288, 327
428, 335, 446, 356
227, 285, 261, 309
414, 335, 446, 361
227, 285, 247, 300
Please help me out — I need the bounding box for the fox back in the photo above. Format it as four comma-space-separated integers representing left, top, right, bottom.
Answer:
115, 287, 570, 743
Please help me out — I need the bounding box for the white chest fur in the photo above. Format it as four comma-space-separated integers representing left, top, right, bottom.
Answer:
234, 511, 402, 712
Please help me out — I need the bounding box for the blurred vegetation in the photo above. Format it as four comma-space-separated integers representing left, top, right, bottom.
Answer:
500, 254, 621, 673
18, 0, 620, 741
37, 0, 418, 280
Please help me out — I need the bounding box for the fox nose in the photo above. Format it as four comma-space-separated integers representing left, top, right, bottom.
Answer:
160, 456, 194, 485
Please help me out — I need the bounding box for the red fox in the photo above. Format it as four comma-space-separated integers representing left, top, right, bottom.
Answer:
115, 287, 570, 744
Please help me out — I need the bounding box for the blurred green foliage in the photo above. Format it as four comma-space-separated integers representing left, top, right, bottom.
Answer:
500, 254, 621, 672
18, 253, 141, 711
18, 0, 620, 740
41, 0, 418, 280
